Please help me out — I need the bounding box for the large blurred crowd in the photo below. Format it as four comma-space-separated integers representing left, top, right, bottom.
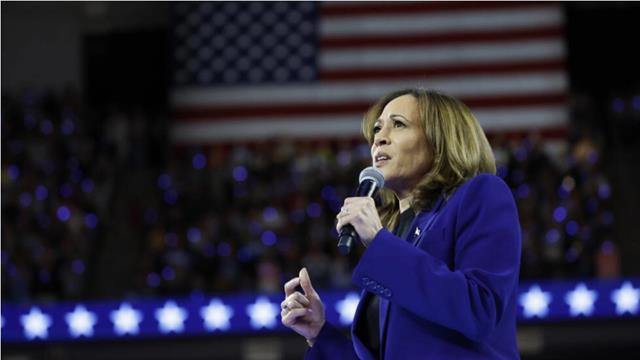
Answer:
2, 90, 619, 302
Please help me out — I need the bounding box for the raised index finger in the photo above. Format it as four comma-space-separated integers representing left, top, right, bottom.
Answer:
284, 277, 300, 296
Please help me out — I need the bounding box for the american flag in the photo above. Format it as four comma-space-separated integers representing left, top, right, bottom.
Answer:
170, 1, 568, 144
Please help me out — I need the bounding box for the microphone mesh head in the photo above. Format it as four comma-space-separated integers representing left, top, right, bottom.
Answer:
359, 166, 385, 188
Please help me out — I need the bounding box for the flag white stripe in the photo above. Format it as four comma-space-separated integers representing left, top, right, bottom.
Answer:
478, 105, 568, 130
321, 6, 563, 37
172, 105, 567, 143
171, 71, 567, 107
321, 39, 565, 70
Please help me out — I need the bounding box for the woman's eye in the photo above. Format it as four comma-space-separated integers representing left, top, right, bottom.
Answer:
373, 126, 381, 133
394, 120, 405, 128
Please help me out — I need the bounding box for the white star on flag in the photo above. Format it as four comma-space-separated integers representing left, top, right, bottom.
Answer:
155, 301, 188, 333
564, 283, 598, 317
611, 281, 640, 315
246, 296, 279, 329
200, 298, 233, 331
336, 292, 360, 325
110, 303, 143, 335
65, 305, 98, 337
20, 307, 52, 340
519, 285, 552, 318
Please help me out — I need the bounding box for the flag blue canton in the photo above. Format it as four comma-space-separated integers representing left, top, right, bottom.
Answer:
172, 1, 319, 86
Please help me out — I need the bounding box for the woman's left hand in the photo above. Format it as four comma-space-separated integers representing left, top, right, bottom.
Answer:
336, 197, 383, 247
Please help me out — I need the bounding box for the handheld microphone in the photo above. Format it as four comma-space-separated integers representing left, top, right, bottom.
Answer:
337, 166, 385, 255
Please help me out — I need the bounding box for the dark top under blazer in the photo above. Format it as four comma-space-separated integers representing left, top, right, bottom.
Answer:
305, 174, 522, 360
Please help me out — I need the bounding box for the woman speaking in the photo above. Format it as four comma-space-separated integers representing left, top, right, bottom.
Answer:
281, 89, 521, 359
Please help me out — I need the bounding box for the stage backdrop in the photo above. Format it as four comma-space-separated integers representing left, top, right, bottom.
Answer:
169, 1, 569, 144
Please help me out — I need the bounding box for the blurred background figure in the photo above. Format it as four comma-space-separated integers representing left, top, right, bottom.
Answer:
2, 2, 639, 359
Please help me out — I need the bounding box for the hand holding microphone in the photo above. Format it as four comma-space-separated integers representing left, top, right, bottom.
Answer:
336, 167, 385, 254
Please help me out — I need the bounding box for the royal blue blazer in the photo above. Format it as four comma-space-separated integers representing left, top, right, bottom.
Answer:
306, 174, 522, 359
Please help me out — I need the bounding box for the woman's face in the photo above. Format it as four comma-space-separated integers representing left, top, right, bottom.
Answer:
370, 94, 432, 195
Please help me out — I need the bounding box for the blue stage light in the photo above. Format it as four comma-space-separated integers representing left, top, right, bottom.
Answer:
192, 153, 207, 169
233, 166, 248, 182
249, 220, 262, 235
262, 207, 279, 222
35, 185, 48, 200
19, 192, 33, 208
203, 243, 215, 258
598, 183, 611, 199
162, 267, 176, 281
84, 213, 98, 229
164, 190, 178, 205
613, 98, 625, 113
516, 184, 530, 199
72, 260, 85, 275
217, 242, 231, 256
187, 227, 202, 244
81, 179, 94, 193
157, 174, 172, 189
306, 202, 322, 218
7, 165, 19, 181
261, 231, 277, 246
147, 273, 161, 288
57, 206, 71, 222
545, 229, 561, 244
553, 207, 567, 223
61, 118, 75, 136
565, 221, 579, 236
632, 95, 640, 111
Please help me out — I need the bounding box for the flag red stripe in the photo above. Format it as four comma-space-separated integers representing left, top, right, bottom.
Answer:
486, 126, 568, 140
173, 93, 568, 122
321, 26, 563, 49
172, 125, 569, 147
319, 59, 566, 81
321, 1, 558, 17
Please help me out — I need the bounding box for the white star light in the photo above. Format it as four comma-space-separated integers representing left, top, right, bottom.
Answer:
519, 285, 552, 318
200, 299, 234, 331
564, 283, 598, 317
65, 305, 98, 337
246, 296, 279, 329
336, 292, 360, 325
155, 301, 188, 333
611, 281, 640, 315
110, 303, 143, 335
20, 307, 52, 340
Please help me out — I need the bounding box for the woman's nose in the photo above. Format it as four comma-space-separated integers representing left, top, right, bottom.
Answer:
375, 137, 388, 147
375, 127, 390, 147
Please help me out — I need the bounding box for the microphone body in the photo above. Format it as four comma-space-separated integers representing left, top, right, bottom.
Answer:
337, 167, 384, 255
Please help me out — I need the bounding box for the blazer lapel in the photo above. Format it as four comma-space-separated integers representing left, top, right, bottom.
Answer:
378, 204, 442, 355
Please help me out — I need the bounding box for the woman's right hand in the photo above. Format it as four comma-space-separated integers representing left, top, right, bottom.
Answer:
281, 267, 325, 346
